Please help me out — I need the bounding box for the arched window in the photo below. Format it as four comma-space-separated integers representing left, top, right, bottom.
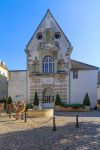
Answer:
43, 56, 54, 73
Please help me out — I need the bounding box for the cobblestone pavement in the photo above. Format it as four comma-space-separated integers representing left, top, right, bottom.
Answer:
0, 111, 100, 150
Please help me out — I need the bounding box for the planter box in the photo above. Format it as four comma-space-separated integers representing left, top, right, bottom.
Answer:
83, 106, 90, 111
55, 106, 90, 112
54, 105, 61, 111
27, 109, 53, 118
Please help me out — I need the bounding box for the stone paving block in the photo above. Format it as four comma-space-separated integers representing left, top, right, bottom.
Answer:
0, 111, 100, 149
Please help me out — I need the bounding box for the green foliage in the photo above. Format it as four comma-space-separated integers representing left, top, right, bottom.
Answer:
83, 93, 90, 106
7, 96, 12, 104
26, 103, 33, 110
55, 94, 62, 105
33, 92, 39, 106
61, 103, 82, 108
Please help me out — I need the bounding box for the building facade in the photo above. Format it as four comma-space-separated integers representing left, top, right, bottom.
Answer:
97, 71, 100, 100
0, 61, 8, 100
8, 10, 99, 107
71, 60, 98, 107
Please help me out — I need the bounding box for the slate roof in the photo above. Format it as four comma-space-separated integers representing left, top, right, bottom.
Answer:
71, 60, 99, 70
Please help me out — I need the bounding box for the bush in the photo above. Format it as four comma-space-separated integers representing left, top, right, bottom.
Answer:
26, 103, 33, 110
83, 93, 90, 106
61, 103, 82, 108
7, 96, 12, 104
55, 94, 62, 105
33, 92, 39, 106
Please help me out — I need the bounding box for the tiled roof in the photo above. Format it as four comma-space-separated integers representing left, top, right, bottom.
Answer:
71, 60, 99, 70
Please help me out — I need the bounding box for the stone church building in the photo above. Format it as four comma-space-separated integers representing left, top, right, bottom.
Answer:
8, 10, 99, 108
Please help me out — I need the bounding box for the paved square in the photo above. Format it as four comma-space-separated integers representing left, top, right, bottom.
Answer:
0, 111, 100, 150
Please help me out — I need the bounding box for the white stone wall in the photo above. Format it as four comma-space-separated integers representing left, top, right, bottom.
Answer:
97, 84, 100, 99
0, 63, 8, 99
70, 70, 98, 107
8, 71, 27, 103
0, 76, 8, 100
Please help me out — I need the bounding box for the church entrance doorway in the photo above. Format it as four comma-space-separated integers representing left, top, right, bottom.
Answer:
42, 87, 54, 103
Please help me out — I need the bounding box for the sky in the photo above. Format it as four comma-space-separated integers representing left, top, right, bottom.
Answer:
0, 0, 100, 70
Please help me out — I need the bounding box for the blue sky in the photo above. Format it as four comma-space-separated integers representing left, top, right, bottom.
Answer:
0, 0, 100, 70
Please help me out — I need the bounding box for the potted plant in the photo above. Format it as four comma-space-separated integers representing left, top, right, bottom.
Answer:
7, 96, 12, 104
83, 93, 90, 111
54, 94, 61, 110
33, 92, 39, 109
26, 103, 33, 111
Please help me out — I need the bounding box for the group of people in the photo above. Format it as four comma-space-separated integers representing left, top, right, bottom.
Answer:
6, 100, 26, 119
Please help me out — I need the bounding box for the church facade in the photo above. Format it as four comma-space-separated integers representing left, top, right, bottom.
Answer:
8, 10, 99, 108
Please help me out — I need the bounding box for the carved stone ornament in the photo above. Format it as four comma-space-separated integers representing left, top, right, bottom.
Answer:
32, 58, 39, 73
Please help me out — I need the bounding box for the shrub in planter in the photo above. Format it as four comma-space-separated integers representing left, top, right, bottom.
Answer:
61, 102, 68, 107
55, 94, 62, 106
70, 103, 82, 108
83, 93, 90, 106
6, 96, 13, 115
7, 96, 12, 104
26, 103, 33, 110
61, 103, 82, 108
33, 92, 39, 107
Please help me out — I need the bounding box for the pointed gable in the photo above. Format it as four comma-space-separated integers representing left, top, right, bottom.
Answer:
25, 9, 72, 54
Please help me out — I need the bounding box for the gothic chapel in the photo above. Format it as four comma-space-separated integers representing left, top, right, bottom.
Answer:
8, 10, 98, 108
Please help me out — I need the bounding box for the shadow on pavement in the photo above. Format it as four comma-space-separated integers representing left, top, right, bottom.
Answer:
0, 120, 100, 150
54, 110, 100, 117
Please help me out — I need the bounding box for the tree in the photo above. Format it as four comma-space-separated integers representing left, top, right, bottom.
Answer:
7, 96, 12, 104
83, 93, 90, 106
33, 92, 39, 106
55, 94, 62, 105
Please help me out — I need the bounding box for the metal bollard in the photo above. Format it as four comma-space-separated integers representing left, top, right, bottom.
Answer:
76, 115, 79, 128
24, 110, 27, 123
52, 116, 56, 131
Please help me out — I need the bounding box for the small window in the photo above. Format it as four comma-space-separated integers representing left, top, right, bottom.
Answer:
36, 32, 43, 40
54, 32, 61, 39
73, 70, 78, 79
